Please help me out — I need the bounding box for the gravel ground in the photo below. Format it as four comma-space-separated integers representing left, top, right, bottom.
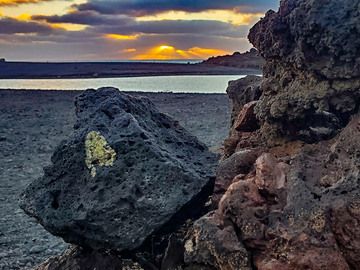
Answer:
0, 89, 230, 270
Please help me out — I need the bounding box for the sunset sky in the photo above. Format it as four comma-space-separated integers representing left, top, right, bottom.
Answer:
0, 0, 279, 61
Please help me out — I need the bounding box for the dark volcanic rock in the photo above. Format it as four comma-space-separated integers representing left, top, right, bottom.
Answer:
212, 115, 360, 269
249, 0, 360, 142
20, 87, 218, 252
226, 75, 262, 127
184, 212, 251, 270
188, 1, 360, 269
33, 246, 144, 270
223, 75, 263, 158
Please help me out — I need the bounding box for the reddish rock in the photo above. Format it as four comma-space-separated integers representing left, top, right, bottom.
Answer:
331, 200, 360, 269
213, 149, 260, 206
234, 101, 259, 132
226, 75, 262, 126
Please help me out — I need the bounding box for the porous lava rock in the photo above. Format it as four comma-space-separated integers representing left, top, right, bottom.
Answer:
20, 87, 218, 252
248, 0, 360, 142
186, 0, 360, 269
190, 115, 359, 269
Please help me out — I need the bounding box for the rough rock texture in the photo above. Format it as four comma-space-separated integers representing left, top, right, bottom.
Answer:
226, 75, 262, 127
248, 0, 360, 142
223, 76, 263, 158
185, 0, 360, 269
20, 87, 218, 252
33, 246, 144, 270
188, 115, 359, 269
184, 212, 251, 270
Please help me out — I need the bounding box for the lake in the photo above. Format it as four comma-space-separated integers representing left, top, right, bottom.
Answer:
0, 75, 248, 93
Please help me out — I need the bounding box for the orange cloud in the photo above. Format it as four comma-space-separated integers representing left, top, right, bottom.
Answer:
0, 0, 52, 6
132, 44, 228, 60
137, 10, 263, 26
105, 33, 140, 41
123, 48, 137, 53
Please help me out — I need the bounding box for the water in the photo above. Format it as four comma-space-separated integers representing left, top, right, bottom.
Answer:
0, 75, 248, 93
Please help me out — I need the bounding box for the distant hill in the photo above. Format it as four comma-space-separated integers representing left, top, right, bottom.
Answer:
200, 48, 264, 70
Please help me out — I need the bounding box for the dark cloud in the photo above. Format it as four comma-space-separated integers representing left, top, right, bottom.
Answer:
96, 20, 248, 38
75, 0, 279, 15
33, 11, 249, 39
0, 0, 280, 60
32, 11, 132, 26
0, 17, 54, 34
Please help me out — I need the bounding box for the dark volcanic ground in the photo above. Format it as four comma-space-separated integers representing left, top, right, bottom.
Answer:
0, 89, 230, 270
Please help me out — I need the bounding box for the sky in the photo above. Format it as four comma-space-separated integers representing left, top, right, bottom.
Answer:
0, 0, 279, 61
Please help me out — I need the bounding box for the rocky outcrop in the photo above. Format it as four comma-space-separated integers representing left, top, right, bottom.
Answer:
20, 88, 218, 253
248, 0, 360, 142
186, 0, 360, 269
187, 114, 360, 269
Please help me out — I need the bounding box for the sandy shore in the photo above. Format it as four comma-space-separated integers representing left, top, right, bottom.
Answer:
0, 89, 230, 270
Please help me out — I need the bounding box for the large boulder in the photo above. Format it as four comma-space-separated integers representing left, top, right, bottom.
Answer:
20, 88, 218, 252
248, 0, 360, 142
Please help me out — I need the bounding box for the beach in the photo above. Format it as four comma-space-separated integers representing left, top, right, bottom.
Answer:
0, 89, 230, 270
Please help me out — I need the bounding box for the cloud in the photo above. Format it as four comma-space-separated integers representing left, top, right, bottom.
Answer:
0, 0, 280, 60
0, 17, 54, 34
34, 11, 249, 39
0, 0, 54, 7
32, 11, 132, 26
99, 20, 248, 38
75, 0, 279, 16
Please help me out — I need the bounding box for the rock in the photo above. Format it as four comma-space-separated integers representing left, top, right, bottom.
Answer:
223, 76, 263, 157
188, 1, 360, 269
248, 0, 360, 142
234, 101, 259, 132
218, 115, 360, 269
226, 75, 262, 127
33, 246, 143, 270
213, 149, 260, 206
161, 234, 185, 270
184, 212, 251, 270
20, 87, 218, 252
331, 201, 360, 269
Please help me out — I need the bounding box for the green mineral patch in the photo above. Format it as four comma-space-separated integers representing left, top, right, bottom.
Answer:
85, 131, 116, 177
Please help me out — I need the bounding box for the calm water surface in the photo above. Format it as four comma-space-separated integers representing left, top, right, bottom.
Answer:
0, 75, 248, 93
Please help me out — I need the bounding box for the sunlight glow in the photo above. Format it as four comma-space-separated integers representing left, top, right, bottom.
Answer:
132, 44, 228, 60
105, 34, 140, 41
50, 22, 86, 31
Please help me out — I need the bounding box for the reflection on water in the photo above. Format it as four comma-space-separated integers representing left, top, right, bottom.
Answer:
0, 75, 248, 93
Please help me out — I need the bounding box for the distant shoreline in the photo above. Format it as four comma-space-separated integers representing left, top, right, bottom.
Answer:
0, 61, 261, 79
